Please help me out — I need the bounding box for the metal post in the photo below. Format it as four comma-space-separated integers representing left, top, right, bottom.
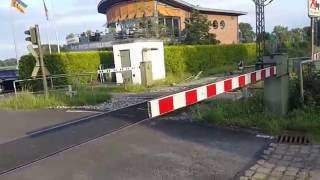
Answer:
13, 80, 17, 97
50, 77, 53, 89
36, 25, 49, 98
311, 17, 315, 60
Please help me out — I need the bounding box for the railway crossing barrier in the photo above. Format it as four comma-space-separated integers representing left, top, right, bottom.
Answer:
148, 54, 290, 118
147, 66, 277, 118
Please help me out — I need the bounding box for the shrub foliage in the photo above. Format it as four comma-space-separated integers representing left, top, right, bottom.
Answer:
19, 51, 114, 83
164, 43, 256, 75
19, 44, 256, 82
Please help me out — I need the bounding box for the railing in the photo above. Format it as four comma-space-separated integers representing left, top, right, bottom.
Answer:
12, 72, 106, 96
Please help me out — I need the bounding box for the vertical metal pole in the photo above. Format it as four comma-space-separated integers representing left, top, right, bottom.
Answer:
13, 80, 17, 97
312, 17, 315, 60
50, 77, 53, 89
10, 8, 19, 68
153, 0, 159, 38
300, 62, 304, 102
36, 25, 49, 98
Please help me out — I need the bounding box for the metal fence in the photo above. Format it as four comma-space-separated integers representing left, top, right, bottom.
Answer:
13, 72, 115, 96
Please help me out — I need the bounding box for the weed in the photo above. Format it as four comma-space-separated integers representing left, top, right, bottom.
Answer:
193, 93, 320, 142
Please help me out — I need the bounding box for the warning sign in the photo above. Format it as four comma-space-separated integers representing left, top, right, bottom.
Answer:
309, 0, 320, 17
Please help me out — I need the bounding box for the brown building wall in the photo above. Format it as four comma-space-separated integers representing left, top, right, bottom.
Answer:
104, 0, 240, 44
207, 14, 239, 44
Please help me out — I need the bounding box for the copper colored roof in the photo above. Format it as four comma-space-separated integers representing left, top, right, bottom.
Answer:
97, 0, 247, 16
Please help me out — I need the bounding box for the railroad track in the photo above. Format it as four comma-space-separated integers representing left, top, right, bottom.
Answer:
0, 102, 150, 176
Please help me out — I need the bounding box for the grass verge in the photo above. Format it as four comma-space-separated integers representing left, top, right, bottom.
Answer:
0, 87, 111, 110
192, 93, 320, 143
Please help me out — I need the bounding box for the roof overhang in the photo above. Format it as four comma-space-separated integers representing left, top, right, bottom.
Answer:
98, 0, 247, 16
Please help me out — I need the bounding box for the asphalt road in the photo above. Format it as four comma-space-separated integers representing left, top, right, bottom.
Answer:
0, 109, 97, 144
0, 117, 270, 180
0, 103, 149, 175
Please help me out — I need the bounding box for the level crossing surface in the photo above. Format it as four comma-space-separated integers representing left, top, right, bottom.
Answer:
0, 66, 276, 176
0, 103, 149, 175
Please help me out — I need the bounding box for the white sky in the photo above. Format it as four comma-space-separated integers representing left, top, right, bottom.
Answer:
0, 0, 310, 59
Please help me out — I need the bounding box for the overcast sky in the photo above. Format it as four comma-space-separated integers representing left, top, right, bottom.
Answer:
0, 0, 310, 60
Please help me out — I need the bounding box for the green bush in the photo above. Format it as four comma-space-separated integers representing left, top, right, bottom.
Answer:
164, 43, 256, 75
19, 44, 256, 87
19, 51, 114, 82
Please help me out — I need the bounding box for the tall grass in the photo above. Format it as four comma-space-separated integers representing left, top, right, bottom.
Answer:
0, 87, 111, 110
192, 93, 320, 142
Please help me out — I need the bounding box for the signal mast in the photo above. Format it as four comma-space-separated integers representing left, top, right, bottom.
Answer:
252, 0, 274, 63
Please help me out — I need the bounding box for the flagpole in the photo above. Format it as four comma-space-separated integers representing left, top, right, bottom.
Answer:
9, 4, 19, 69
49, 0, 61, 54
43, 0, 52, 54
46, 22, 52, 54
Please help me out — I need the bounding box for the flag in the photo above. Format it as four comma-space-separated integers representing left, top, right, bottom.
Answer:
42, 0, 49, 20
11, 0, 27, 13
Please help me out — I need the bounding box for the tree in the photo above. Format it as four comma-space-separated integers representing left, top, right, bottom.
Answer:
239, 23, 255, 43
273, 26, 290, 44
289, 28, 304, 43
183, 10, 219, 45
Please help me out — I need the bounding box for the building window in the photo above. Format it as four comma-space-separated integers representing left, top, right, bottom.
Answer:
212, 20, 218, 29
220, 20, 226, 30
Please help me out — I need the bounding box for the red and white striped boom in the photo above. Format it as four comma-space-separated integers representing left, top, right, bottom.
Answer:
148, 66, 277, 118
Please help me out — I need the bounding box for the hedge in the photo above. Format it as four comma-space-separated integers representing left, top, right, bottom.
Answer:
19, 44, 256, 84
164, 43, 256, 75
19, 51, 114, 86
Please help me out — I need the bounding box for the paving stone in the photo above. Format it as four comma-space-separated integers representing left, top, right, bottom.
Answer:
264, 149, 273, 155
272, 154, 283, 159
283, 156, 293, 161
262, 155, 269, 160
257, 159, 266, 165
293, 157, 303, 162
290, 162, 304, 168
268, 177, 282, 180
268, 147, 276, 151
275, 150, 286, 155
284, 168, 299, 176
244, 170, 255, 177
250, 164, 261, 171
311, 148, 319, 153
257, 167, 272, 174
312, 145, 320, 148
310, 170, 320, 180
268, 158, 280, 165
277, 160, 290, 166
297, 170, 309, 179
270, 169, 284, 177
281, 175, 296, 180
263, 162, 276, 169
290, 145, 301, 149
252, 173, 267, 180
270, 143, 277, 147
240, 176, 249, 180
274, 166, 287, 172
278, 144, 289, 149
285, 151, 296, 156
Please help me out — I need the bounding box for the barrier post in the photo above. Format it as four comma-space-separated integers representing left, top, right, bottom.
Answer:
264, 54, 289, 116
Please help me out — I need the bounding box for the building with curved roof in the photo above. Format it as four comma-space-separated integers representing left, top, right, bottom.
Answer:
98, 0, 247, 44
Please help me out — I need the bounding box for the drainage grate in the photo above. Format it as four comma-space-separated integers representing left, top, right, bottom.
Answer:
276, 134, 311, 145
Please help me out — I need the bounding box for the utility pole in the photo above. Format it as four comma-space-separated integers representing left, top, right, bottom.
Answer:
25, 25, 49, 97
